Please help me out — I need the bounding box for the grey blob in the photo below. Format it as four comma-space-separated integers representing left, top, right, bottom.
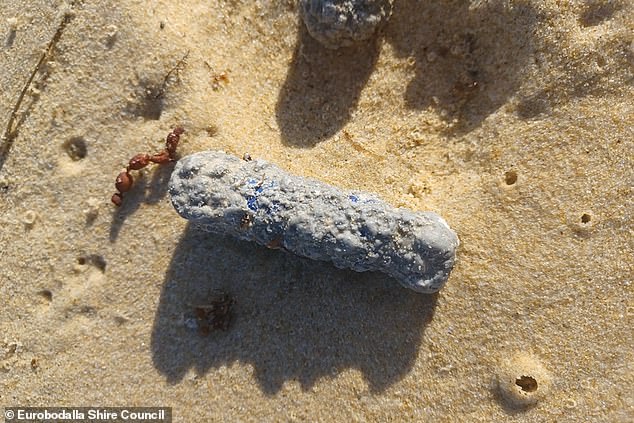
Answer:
169, 151, 459, 293
299, 0, 394, 49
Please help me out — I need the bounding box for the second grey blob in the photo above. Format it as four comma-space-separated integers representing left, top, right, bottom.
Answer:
299, 0, 394, 49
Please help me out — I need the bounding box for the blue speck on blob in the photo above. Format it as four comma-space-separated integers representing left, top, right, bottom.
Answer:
349, 194, 359, 203
247, 196, 258, 211
266, 201, 281, 215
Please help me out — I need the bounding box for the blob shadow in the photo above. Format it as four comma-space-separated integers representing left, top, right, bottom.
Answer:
151, 223, 437, 395
109, 163, 174, 241
386, 0, 538, 133
275, 22, 381, 147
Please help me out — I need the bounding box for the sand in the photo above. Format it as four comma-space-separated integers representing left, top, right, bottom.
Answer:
1, 0, 632, 421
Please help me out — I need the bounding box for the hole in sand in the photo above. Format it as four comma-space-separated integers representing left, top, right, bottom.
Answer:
63, 137, 88, 161
581, 213, 591, 224
515, 375, 538, 392
38, 289, 53, 301
504, 170, 517, 185
77, 254, 107, 272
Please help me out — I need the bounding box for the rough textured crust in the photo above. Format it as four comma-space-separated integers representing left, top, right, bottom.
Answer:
169, 151, 459, 293
299, 0, 394, 49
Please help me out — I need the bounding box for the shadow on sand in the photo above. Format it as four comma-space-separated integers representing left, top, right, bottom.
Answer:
275, 0, 538, 143
275, 23, 381, 147
386, 0, 538, 134
151, 223, 437, 395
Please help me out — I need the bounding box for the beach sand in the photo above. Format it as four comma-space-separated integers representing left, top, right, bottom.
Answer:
1, 0, 632, 421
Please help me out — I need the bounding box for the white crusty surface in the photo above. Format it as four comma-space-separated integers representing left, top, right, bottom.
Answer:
169, 151, 459, 293
299, 0, 394, 49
